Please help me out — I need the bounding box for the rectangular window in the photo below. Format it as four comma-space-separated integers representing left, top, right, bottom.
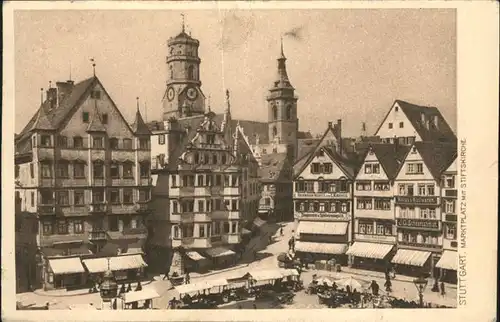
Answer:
43, 221, 53, 235
123, 189, 134, 204
172, 201, 178, 213
73, 220, 84, 234
30, 163, 34, 178
374, 198, 391, 210
41, 135, 51, 147
231, 222, 237, 234
445, 200, 455, 213
215, 174, 222, 186
108, 216, 119, 232
140, 162, 150, 178
224, 175, 230, 187
123, 163, 134, 178
223, 222, 230, 234
171, 175, 177, 187
73, 136, 84, 148
199, 225, 205, 238
372, 164, 380, 174
92, 189, 105, 203
57, 220, 68, 234
109, 138, 119, 150
90, 90, 101, 99
139, 189, 150, 202
57, 136, 68, 148
82, 112, 90, 123
110, 189, 120, 204
123, 139, 133, 149
446, 224, 457, 239
311, 163, 321, 174
407, 163, 424, 174
407, 184, 414, 196
364, 164, 372, 174
445, 176, 455, 188
197, 175, 204, 187
356, 181, 371, 191
56, 162, 69, 178
198, 200, 205, 212
93, 162, 104, 178
323, 163, 333, 174
427, 185, 435, 196
410, 234, 417, 243
418, 184, 426, 196
56, 191, 69, 205
158, 134, 165, 145
31, 192, 35, 207
232, 200, 238, 211
388, 123, 393, 129
399, 122, 404, 128
139, 138, 149, 150
110, 163, 120, 178
93, 137, 103, 149
74, 190, 85, 205
373, 182, 390, 191
101, 113, 108, 124
73, 162, 85, 178
41, 162, 53, 178
183, 224, 194, 238
357, 198, 372, 210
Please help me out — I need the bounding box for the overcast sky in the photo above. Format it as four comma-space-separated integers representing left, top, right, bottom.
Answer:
14, 9, 456, 137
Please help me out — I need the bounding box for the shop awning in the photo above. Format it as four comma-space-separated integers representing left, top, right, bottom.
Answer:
295, 241, 348, 255
435, 250, 457, 271
186, 251, 205, 261
82, 255, 147, 273
248, 269, 285, 282
280, 268, 300, 277
297, 221, 348, 235
48, 257, 85, 275
122, 288, 160, 304
205, 247, 235, 258
174, 280, 223, 295
391, 249, 431, 267
346, 242, 394, 260
253, 217, 266, 227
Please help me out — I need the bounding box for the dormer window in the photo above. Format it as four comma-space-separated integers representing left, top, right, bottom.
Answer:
318, 149, 324, 157
90, 90, 101, 99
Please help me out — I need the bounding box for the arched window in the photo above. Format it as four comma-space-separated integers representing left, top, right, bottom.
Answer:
286, 105, 292, 120
272, 105, 278, 120
188, 65, 194, 80
272, 126, 278, 138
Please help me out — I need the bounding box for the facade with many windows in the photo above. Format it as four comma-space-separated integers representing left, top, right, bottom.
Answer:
391, 141, 456, 278
14, 76, 151, 290
347, 143, 410, 271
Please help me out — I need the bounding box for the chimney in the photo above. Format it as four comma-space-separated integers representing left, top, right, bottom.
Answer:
328, 121, 333, 128
56, 80, 74, 106
336, 119, 342, 154
46, 88, 58, 109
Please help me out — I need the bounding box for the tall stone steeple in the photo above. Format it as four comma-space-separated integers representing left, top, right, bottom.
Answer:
266, 37, 298, 160
221, 89, 233, 146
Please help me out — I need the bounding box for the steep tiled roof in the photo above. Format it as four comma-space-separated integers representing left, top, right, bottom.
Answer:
258, 153, 288, 182
414, 141, 457, 180
360, 144, 411, 180
322, 146, 357, 179
297, 138, 320, 161
131, 109, 151, 135
31, 103, 54, 131
86, 103, 106, 132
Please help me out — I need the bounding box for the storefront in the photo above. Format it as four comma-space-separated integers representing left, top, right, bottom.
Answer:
435, 250, 457, 284
204, 247, 236, 269
391, 248, 432, 277
46, 257, 86, 290
294, 241, 348, 265
346, 242, 395, 272
82, 254, 147, 282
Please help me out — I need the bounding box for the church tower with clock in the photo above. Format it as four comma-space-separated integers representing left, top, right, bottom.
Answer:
162, 22, 205, 120
266, 39, 299, 160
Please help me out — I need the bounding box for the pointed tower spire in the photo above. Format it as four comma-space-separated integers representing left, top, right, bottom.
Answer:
181, 13, 185, 33
87, 99, 106, 132
225, 89, 231, 114
132, 98, 151, 135
280, 36, 285, 58
273, 38, 292, 89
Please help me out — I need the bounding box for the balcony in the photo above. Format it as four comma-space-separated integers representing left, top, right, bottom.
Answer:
295, 211, 350, 221
92, 178, 107, 187
37, 204, 56, 215
395, 196, 439, 206
354, 233, 396, 244
222, 234, 241, 244
40, 178, 55, 187
396, 218, 441, 231
134, 201, 151, 213
108, 227, 148, 240
109, 204, 136, 214
210, 235, 223, 243
88, 230, 108, 242
87, 203, 108, 213
294, 191, 350, 199
223, 187, 240, 196
444, 189, 458, 198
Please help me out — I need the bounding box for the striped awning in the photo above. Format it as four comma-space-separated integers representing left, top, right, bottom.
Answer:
186, 251, 205, 261
346, 242, 394, 260
295, 241, 348, 255
82, 254, 147, 273
391, 249, 431, 267
205, 247, 235, 258
297, 221, 348, 235
48, 257, 85, 275
435, 250, 457, 270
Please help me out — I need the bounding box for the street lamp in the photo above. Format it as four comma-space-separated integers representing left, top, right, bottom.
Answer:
413, 276, 428, 308
100, 258, 118, 310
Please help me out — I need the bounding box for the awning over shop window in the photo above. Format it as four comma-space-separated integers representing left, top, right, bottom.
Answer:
297, 221, 348, 235
248, 269, 285, 282
253, 217, 266, 227
435, 250, 457, 271
186, 251, 205, 261
205, 247, 235, 258
346, 242, 394, 260
391, 249, 431, 267
83, 254, 147, 273
49, 257, 85, 275
122, 287, 160, 304
295, 241, 347, 255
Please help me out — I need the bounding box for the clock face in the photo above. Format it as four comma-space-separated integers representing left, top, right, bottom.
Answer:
167, 87, 175, 101
186, 87, 198, 101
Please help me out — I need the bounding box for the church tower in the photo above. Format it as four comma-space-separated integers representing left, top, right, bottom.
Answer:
162, 19, 205, 120
266, 38, 298, 159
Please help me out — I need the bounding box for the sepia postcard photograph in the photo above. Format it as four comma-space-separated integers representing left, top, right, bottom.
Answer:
2, 1, 498, 321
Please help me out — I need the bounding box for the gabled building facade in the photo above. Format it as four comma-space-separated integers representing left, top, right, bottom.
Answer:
292, 122, 356, 265
14, 76, 151, 290
391, 141, 456, 279
347, 143, 410, 271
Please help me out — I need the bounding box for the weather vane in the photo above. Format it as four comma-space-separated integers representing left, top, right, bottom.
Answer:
90, 58, 96, 76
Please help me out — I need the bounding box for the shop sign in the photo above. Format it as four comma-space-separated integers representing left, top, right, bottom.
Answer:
355, 234, 396, 243
397, 218, 440, 229
294, 192, 350, 199
299, 212, 350, 221
395, 196, 438, 205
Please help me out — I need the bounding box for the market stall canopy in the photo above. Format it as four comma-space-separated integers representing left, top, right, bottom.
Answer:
122, 288, 160, 304
335, 276, 370, 290
391, 249, 431, 267
174, 279, 228, 295
248, 269, 285, 281
253, 217, 266, 227
205, 247, 235, 258
297, 221, 348, 235
295, 241, 347, 255
186, 251, 206, 261
280, 268, 299, 277
48, 257, 85, 275
435, 250, 457, 271
68, 304, 97, 310
82, 254, 147, 273
314, 276, 335, 287
346, 242, 394, 260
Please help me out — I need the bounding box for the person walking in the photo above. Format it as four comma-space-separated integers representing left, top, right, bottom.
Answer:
384, 278, 392, 293
163, 266, 170, 281
280, 227, 284, 236
440, 281, 446, 296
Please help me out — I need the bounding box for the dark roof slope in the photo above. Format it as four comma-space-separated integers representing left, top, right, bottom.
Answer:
414, 141, 457, 180
363, 144, 411, 180
258, 153, 288, 182
131, 109, 151, 135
